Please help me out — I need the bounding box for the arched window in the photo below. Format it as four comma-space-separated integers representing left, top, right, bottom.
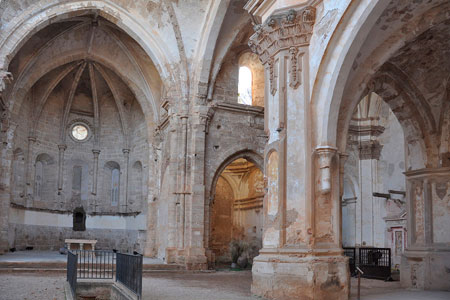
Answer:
103, 161, 121, 207
111, 168, 120, 206
238, 66, 252, 105
237, 52, 264, 107
130, 161, 143, 207
35, 161, 43, 200
34, 153, 54, 201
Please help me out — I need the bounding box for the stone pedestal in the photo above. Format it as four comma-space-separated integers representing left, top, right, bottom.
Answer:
252, 251, 349, 300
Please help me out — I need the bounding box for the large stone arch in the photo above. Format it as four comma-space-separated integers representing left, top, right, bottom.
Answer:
312, 0, 450, 156
0, 0, 175, 88
204, 148, 263, 251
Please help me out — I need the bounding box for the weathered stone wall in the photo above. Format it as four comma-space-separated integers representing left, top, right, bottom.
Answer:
10, 223, 145, 253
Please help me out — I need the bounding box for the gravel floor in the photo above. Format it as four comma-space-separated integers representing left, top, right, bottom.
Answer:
0, 271, 254, 300
1, 272, 449, 300
0, 273, 66, 300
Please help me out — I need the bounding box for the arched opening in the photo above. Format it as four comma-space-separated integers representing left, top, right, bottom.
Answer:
342, 92, 407, 271
210, 157, 264, 266
319, 1, 450, 290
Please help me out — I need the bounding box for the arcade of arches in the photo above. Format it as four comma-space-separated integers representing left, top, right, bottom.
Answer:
0, 0, 449, 299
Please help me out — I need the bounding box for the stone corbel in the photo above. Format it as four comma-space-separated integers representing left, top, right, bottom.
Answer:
0, 69, 13, 93
316, 146, 337, 194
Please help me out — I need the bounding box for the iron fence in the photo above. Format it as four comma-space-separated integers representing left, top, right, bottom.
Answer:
358, 247, 391, 280
67, 251, 78, 298
116, 252, 143, 298
74, 250, 115, 279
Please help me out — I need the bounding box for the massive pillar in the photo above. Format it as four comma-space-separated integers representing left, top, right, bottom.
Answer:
401, 168, 450, 290
246, 3, 349, 299
0, 70, 13, 254
182, 105, 213, 270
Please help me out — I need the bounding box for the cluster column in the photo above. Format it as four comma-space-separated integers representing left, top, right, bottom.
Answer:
246, 5, 349, 300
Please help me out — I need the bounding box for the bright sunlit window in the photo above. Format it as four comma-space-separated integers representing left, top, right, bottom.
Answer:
238, 66, 252, 105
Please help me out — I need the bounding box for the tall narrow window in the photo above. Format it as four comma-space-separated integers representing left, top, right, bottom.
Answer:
34, 161, 43, 200
72, 166, 82, 193
111, 168, 120, 206
238, 66, 252, 105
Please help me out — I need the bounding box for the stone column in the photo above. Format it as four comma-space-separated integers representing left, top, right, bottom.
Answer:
246, 5, 349, 299
165, 112, 180, 263
25, 135, 36, 205
57, 144, 67, 191
401, 167, 450, 290
181, 105, 213, 270
122, 148, 130, 212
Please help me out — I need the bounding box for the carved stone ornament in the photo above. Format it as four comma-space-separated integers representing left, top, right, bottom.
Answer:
289, 46, 303, 88
0, 69, 13, 92
248, 7, 315, 65
268, 58, 277, 95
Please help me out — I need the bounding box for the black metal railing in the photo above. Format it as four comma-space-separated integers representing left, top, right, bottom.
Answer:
116, 252, 143, 298
74, 250, 115, 279
358, 247, 391, 280
343, 247, 392, 280
343, 247, 356, 275
67, 251, 78, 298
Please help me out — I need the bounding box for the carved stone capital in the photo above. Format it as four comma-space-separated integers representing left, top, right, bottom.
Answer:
58, 144, 67, 151
359, 140, 383, 160
248, 7, 315, 65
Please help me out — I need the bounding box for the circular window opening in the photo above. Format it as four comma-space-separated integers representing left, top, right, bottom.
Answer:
71, 124, 89, 141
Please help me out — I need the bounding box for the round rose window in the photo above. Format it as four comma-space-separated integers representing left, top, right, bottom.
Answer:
71, 124, 89, 141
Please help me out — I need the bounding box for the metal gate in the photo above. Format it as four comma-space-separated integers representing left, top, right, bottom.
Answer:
358, 247, 391, 280
343, 247, 392, 280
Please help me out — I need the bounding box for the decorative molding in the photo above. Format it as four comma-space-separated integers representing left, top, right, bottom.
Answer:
289, 47, 303, 88
248, 7, 315, 65
404, 167, 450, 178
348, 124, 385, 137
233, 195, 264, 211
211, 102, 264, 116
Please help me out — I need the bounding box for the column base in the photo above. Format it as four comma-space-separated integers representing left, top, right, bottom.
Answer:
400, 249, 450, 291
165, 247, 178, 264
252, 250, 349, 300
183, 247, 208, 270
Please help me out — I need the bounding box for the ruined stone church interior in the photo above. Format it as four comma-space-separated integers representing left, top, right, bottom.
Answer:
0, 0, 449, 299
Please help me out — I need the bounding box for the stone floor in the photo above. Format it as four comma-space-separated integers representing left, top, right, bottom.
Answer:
0, 271, 449, 300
